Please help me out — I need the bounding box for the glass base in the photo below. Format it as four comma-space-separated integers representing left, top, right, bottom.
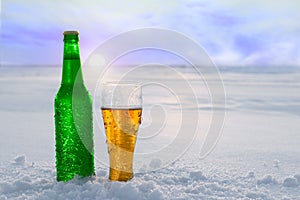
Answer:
109, 168, 133, 182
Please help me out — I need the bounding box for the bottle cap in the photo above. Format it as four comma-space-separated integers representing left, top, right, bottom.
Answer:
63, 31, 79, 35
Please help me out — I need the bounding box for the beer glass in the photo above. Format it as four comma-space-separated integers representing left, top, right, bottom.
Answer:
101, 82, 142, 181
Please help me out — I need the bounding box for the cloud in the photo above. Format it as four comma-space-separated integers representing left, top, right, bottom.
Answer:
1, 0, 184, 64
1, 0, 300, 66
189, 0, 300, 66
212, 51, 242, 66
233, 34, 265, 55
243, 42, 299, 66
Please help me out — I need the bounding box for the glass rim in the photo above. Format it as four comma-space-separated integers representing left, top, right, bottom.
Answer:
100, 80, 142, 109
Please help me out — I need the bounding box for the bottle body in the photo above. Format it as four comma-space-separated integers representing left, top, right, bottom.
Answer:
55, 31, 94, 182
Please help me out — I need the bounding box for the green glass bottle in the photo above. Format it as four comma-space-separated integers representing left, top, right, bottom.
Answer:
55, 31, 94, 182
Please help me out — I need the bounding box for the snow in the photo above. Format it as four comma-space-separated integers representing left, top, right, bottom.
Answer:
12, 155, 26, 166
282, 177, 298, 187
149, 159, 162, 169
257, 175, 278, 185
189, 171, 207, 181
1, 157, 299, 199
0, 65, 300, 199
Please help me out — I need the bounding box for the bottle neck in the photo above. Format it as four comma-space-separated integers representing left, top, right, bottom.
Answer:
62, 37, 83, 85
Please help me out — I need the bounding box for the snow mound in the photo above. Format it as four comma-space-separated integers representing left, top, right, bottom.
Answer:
109, 182, 142, 199
13, 155, 26, 166
246, 171, 255, 178
283, 177, 298, 187
257, 175, 278, 185
0, 195, 8, 200
149, 159, 162, 169
245, 191, 268, 199
294, 174, 300, 184
189, 171, 207, 181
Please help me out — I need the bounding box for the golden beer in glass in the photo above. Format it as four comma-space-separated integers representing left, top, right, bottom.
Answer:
101, 82, 142, 181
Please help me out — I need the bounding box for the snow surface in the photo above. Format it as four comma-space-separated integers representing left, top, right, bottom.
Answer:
0, 65, 300, 199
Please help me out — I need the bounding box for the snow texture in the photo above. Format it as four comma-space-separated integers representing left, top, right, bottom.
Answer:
0, 66, 300, 199
1, 154, 300, 199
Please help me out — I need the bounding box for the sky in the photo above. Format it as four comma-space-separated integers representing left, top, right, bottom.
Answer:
1, 0, 300, 66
